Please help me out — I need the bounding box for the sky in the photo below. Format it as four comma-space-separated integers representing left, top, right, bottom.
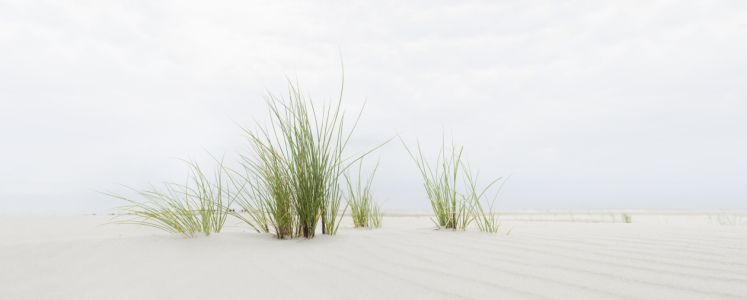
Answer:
1, 0, 746, 214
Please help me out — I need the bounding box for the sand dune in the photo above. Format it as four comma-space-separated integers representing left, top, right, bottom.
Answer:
1, 212, 746, 299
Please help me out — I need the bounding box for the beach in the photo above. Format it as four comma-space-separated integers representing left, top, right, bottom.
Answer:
1, 211, 746, 299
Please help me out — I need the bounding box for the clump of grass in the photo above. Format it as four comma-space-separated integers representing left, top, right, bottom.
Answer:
344, 160, 385, 228
403, 134, 505, 232
402, 135, 470, 230
228, 73, 383, 239
370, 200, 384, 228
464, 162, 507, 233
622, 213, 632, 223
228, 143, 294, 237
104, 159, 236, 238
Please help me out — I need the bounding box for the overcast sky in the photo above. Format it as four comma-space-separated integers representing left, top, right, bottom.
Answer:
2, 0, 746, 214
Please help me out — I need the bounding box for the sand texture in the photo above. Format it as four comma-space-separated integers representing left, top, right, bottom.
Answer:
1, 212, 746, 299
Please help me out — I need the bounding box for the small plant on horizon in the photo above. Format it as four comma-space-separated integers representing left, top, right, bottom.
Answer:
104, 159, 237, 238
344, 160, 385, 229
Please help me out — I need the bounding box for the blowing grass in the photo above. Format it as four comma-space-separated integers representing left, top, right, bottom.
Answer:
344, 160, 384, 228
104, 159, 236, 238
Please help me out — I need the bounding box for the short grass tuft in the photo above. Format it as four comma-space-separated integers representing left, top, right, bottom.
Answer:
344, 160, 384, 229
104, 159, 236, 238
403, 133, 507, 233
464, 162, 507, 233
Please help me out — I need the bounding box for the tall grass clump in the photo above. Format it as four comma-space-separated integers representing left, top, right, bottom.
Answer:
105, 159, 237, 238
403, 134, 506, 232
344, 160, 385, 228
229, 74, 383, 239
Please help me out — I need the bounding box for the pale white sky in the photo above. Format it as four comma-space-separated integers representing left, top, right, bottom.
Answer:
1, 0, 746, 214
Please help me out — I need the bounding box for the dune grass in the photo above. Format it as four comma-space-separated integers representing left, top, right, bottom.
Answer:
228, 142, 294, 237
228, 73, 383, 239
344, 160, 384, 228
622, 213, 632, 223
402, 135, 470, 230
464, 162, 507, 233
104, 159, 236, 238
402, 134, 506, 232
370, 200, 384, 228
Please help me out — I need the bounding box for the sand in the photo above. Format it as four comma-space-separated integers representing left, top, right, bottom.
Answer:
1, 211, 746, 299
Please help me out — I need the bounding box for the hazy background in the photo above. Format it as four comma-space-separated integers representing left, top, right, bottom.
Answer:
2, 0, 746, 214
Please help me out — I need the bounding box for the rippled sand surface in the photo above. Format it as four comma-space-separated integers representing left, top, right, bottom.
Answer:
1, 212, 746, 299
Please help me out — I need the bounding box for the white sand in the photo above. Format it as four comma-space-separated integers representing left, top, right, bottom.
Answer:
1, 211, 746, 299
